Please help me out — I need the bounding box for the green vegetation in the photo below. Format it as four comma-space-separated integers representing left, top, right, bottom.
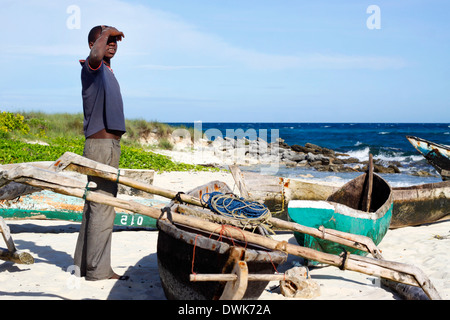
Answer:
0, 111, 30, 137
0, 110, 214, 172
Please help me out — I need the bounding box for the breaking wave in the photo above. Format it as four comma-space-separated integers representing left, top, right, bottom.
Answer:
339, 146, 424, 165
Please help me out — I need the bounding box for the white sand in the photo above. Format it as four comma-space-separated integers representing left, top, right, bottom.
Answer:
1, 169, 449, 300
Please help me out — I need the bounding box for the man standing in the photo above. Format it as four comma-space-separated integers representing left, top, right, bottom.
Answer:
74, 25, 128, 281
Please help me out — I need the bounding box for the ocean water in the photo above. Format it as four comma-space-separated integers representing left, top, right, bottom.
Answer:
168, 122, 450, 187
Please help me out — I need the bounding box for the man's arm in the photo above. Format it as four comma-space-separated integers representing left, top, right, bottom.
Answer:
89, 26, 124, 69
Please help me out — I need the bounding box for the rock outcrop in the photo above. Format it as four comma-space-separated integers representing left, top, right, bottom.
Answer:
168, 135, 404, 174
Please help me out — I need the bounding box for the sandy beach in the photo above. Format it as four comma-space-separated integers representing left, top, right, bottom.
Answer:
1, 167, 449, 301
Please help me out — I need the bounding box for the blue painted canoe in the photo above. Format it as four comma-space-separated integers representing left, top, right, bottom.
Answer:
288, 172, 393, 264
407, 135, 450, 181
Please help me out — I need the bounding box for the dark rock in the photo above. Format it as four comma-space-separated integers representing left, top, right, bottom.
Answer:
284, 159, 298, 167
374, 164, 395, 174
290, 144, 304, 152
304, 143, 322, 153
331, 158, 345, 165
278, 141, 291, 149
290, 144, 314, 154
388, 164, 401, 174
321, 147, 336, 157
340, 157, 360, 164
308, 160, 323, 167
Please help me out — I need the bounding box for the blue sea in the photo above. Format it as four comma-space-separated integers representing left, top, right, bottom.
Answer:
168, 122, 450, 187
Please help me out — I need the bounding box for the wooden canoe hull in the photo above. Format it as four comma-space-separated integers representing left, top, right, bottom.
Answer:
391, 180, 450, 228
157, 220, 287, 300
407, 135, 450, 181
288, 173, 393, 261
156, 180, 288, 300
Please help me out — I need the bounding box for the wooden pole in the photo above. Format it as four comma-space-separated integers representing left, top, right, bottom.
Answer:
0, 249, 34, 264
0, 216, 34, 265
9, 173, 441, 300
190, 273, 292, 282
365, 153, 374, 212
228, 165, 250, 198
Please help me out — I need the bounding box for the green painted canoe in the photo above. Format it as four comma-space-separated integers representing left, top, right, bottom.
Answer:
0, 190, 168, 229
288, 172, 393, 264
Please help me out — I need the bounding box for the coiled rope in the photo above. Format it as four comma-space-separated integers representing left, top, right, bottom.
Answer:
201, 192, 274, 235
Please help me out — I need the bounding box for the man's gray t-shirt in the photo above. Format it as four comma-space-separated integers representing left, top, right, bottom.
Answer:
80, 58, 126, 138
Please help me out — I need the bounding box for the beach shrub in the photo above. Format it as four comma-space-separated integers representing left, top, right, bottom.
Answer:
0, 111, 30, 137
157, 138, 174, 150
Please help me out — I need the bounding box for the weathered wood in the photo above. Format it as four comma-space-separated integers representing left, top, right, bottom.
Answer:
391, 181, 450, 228
191, 273, 291, 282
0, 162, 61, 200
53, 152, 202, 207
0, 249, 34, 264
363, 154, 374, 212
406, 136, 450, 181
381, 278, 430, 300
0, 216, 34, 264
0, 181, 40, 200
228, 165, 250, 198
0, 216, 16, 253
2, 165, 442, 299
442, 169, 450, 180
219, 261, 248, 300
1, 164, 97, 190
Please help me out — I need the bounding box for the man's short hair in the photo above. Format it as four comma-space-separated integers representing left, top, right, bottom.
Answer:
88, 25, 104, 44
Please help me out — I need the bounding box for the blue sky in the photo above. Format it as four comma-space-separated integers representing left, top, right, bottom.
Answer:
1, 0, 449, 122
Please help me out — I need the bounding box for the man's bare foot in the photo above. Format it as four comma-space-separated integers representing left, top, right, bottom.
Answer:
109, 273, 129, 281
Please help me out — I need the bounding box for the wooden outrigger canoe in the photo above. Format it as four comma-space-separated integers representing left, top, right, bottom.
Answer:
407, 135, 450, 181
156, 181, 288, 300
287, 171, 393, 261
